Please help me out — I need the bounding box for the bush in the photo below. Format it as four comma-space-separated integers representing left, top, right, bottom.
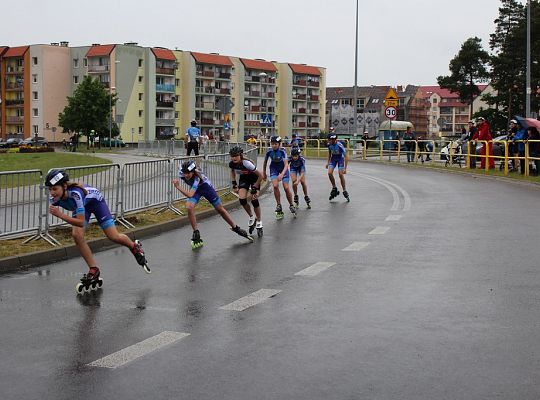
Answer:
6, 148, 20, 153
18, 147, 54, 153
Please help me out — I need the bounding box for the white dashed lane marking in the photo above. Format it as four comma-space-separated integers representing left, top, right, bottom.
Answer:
369, 227, 390, 235
87, 331, 190, 369
295, 262, 336, 277
342, 242, 370, 252
219, 289, 282, 312
385, 215, 402, 221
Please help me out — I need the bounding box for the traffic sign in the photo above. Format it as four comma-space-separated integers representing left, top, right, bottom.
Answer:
384, 88, 399, 107
260, 114, 273, 126
385, 106, 397, 120
216, 97, 234, 114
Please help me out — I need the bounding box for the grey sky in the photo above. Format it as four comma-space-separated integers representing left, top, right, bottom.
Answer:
5, 0, 503, 86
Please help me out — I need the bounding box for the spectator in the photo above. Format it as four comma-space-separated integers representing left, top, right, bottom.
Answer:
403, 126, 416, 163
185, 120, 200, 156
362, 130, 370, 151
513, 121, 528, 174
467, 120, 478, 168
474, 117, 494, 169
507, 119, 520, 171
526, 126, 540, 176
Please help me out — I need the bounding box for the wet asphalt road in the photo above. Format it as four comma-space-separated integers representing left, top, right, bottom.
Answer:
1, 159, 540, 400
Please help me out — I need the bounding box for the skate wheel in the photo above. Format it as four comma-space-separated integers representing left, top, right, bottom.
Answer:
97, 278, 104, 288
76, 283, 85, 294
90, 281, 98, 290
257, 229, 263, 237
142, 263, 151, 274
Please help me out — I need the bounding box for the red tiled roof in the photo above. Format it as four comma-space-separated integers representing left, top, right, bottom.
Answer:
240, 58, 277, 72
86, 44, 115, 57
289, 63, 321, 76
0, 47, 8, 56
4, 46, 29, 58
419, 85, 488, 100
151, 48, 176, 61
191, 52, 233, 66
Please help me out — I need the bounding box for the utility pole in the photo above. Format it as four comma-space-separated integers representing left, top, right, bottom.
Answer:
353, 0, 359, 137
526, 0, 531, 117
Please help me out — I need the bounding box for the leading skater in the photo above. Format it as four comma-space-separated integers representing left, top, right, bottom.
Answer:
326, 133, 350, 201
46, 169, 150, 293
172, 160, 253, 249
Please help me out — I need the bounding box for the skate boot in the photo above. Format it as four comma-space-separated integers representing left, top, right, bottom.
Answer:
343, 190, 350, 202
256, 220, 263, 237
132, 240, 151, 273
232, 225, 254, 242
289, 204, 297, 218
248, 215, 256, 234
275, 204, 284, 220
305, 195, 311, 209
191, 229, 204, 250
76, 266, 103, 294
294, 194, 299, 208
329, 187, 339, 201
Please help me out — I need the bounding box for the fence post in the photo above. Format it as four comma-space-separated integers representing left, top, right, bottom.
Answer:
116, 164, 135, 228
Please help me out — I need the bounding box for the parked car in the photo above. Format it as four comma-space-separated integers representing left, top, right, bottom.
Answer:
19, 137, 49, 147
101, 137, 126, 148
0, 138, 22, 148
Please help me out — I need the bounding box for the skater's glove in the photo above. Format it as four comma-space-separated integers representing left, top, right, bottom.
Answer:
231, 180, 238, 190
251, 186, 259, 195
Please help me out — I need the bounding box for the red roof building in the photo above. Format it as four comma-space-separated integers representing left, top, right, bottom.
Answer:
86, 44, 115, 57
191, 52, 232, 66
289, 63, 321, 76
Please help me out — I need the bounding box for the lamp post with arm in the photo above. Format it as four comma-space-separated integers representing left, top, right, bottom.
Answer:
259, 72, 268, 139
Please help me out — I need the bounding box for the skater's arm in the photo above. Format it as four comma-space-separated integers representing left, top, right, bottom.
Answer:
172, 179, 196, 198
49, 206, 85, 227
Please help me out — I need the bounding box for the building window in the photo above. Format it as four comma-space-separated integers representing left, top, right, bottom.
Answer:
32, 74, 38, 83
138, 76, 143, 83
138, 59, 143, 67
175, 111, 179, 119
73, 76, 79, 84
175, 79, 180, 87
138, 127, 143, 134
32, 108, 39, 117
139, 93, 143, 101
17, 59, 23, 67
73, 59, 79, 68
138, 110, 143, 117
32, 91, 38, 100
33, 125, 39, 134
32, 57, 38, 65
83, 58, 88, 67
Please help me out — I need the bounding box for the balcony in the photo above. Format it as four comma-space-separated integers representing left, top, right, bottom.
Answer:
156, 67, 175, 75
293, 94, 307, 100
196, 70, 215, 78
297, 122, 306, 128
156, 100, 174, 108
156, 84, 175, 92
249, 91, 260, 97
88, 64, 110, 73
5, 99, 24, 107
7, 116, 24, 123
5, 83, 24, 91
250, 106, 260, 112
156, 118, 175, 126
309, 122, 319, 128
216, 72, 231, 80
308, 81, 320, 87
196, 102, 215, 110
101, 81, 110, 89
294, 79, 307, 86
200, 118, 215, 125
215, 88, 231, 95
310, 109, 319, 115
309, 95, 319, 102
204, 86, 215, 94
6, 66, 24, 74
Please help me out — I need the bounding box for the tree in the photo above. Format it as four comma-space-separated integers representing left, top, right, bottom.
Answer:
58, 76, 118, 147
437, 37, 491, 116
488, 0, 540, 118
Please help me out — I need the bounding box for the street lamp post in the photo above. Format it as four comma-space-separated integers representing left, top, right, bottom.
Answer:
109, 86, 116, 150
526, 0, 531, 117
353, 0, 359, 137
259, 72, 268, 139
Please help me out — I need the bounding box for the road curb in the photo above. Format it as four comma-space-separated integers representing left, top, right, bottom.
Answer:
0, 184, 269, 273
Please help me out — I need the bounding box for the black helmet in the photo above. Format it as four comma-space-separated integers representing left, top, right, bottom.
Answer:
190, 120, 197, 127
291, 148, 301, 156
229, 145, 243, 156
45, 169, 69, 187
180, 161, 197, 173
329, 134, 337, 140
292, 133, 297, 138
270, 136, 282, 143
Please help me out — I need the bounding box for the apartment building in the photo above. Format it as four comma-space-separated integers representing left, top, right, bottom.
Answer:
1, 42, 326, 143
0, 43, 71, 140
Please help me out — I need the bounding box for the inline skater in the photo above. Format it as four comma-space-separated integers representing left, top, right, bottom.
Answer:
262, 136, 296, 219
289, 148, 311, 209
46, 169, 150, 294
326, 133, 350, 202
172, 160, 253, 249
229, 145, 264, 237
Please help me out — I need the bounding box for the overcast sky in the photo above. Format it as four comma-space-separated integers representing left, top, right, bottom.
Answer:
4, 0, 505, 87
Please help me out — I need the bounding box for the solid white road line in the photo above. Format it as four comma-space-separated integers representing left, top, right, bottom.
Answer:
87, 331, 190, 369
385, 215, 402, 221
369, 226, 390, 235
219, 289, 282, 312
295, 262, 336, 277
342, 242, 370, 252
